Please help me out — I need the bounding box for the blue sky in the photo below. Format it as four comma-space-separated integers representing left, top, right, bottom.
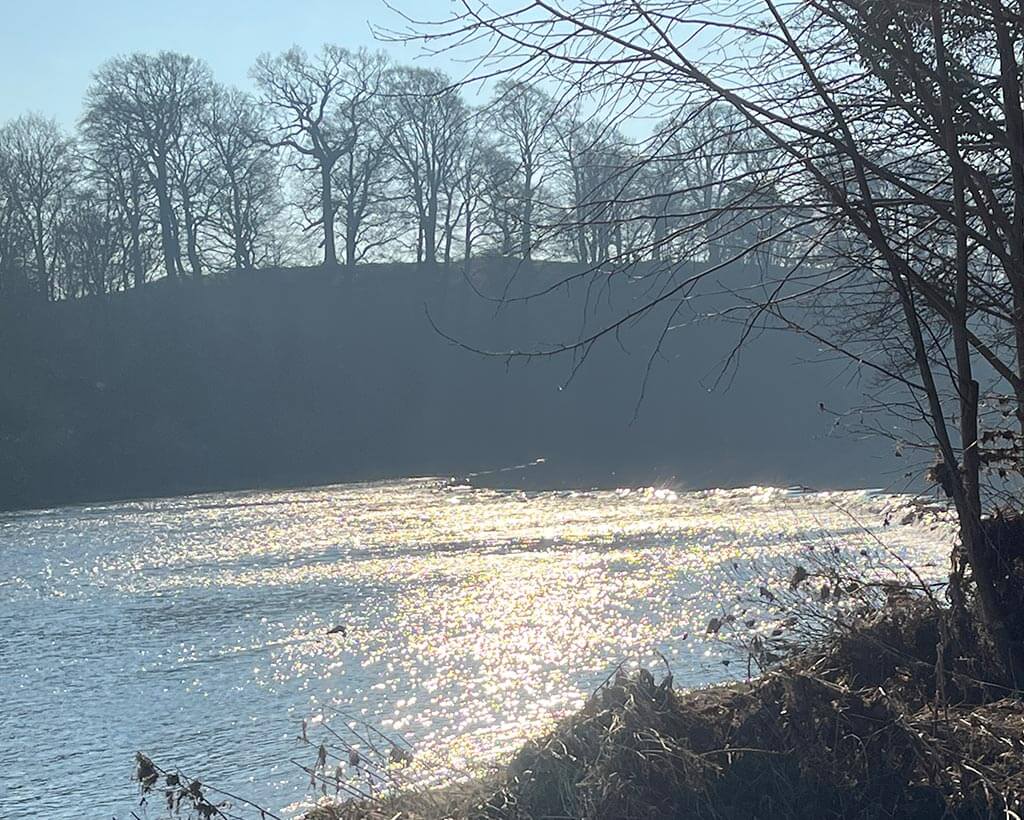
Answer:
0, 0, 466, 125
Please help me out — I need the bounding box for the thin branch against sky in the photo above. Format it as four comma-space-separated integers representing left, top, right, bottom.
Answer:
0, 0, 464, 125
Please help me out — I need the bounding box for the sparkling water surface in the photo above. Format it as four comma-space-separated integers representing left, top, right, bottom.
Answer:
0, 478, 952, 818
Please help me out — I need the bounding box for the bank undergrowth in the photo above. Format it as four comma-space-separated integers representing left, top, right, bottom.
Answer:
312, 596, 1023, 820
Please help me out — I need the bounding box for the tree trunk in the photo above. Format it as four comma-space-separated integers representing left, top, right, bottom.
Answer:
129, 214, 145, 288
230, 181, 247, 270
652, 213, 666, 262
927, 1, 1023, 685
321, 162, 338, 269
425, 191, 438, 266
345, 200, 358, 272
32, 212, 48, 300
154, 159, 179, 279
181, 195, 202, 278
992, 15, 1024, 446
521, 169, 533, 260
443, 193, 455, 266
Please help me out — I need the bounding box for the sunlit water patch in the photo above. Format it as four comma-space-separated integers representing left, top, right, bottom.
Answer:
0, 479, 953, 818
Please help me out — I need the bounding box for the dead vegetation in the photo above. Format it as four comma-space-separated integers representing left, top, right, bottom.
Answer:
321, 596, 1024, 820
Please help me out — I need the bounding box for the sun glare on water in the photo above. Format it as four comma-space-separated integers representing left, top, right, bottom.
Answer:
0, 480, 953, 818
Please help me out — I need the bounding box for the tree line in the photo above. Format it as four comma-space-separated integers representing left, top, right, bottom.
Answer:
0, 44, 796, 302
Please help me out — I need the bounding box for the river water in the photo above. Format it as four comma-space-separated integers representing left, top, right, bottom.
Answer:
0, 479, 952, 818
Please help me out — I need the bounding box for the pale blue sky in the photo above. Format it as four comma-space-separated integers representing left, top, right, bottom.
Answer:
0, 0, 468, 126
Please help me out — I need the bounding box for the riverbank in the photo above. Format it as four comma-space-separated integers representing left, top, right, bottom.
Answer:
319, 597, 1024, 819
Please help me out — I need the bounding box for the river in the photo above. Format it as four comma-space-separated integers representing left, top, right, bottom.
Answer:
0, 478, 951, 818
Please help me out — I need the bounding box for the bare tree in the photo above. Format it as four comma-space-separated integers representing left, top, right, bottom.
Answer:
452, 118, 492, 264
203, 86, 280, 271
169, 86, 216, 278
383, 67, 468, 267
555, 120, 639, 263
489, 80, 556, 260
0, 138, 35, 298
83, 52, 212, 280
552, 110, 594, 264
0, 149, 20, 297
56, 189, 122, 297
475, 144, 521, 258
0, 115, 77, 300
420, 0, 1024, 682
330, 49, 395, 270
86, 142, 153, 289
668, 103, 760, 264
252, 45, 355, 270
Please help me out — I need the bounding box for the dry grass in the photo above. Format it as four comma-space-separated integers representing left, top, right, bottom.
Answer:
322, 599, 1024, 820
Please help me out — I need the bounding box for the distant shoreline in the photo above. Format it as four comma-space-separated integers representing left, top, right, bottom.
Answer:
0, 466, 886, 516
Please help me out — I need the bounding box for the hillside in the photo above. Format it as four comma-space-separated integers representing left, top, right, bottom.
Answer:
0, 261, 900, 511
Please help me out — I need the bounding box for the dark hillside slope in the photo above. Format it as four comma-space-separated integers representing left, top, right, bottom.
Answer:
0, 262, 899, 510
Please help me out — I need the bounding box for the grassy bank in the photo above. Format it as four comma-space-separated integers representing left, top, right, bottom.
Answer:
316, 598, 1023, 819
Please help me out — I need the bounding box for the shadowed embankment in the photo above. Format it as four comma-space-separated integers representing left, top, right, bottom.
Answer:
1, 261, 897, 512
